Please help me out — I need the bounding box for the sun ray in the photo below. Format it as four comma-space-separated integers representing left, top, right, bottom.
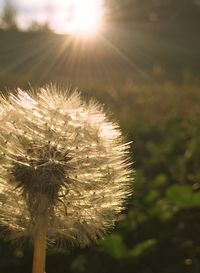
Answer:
66, 0, 103, 36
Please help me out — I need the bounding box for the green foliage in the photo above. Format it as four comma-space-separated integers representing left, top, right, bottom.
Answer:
100, 233, 127, 258
129, 238, 157, 258
101, 234, 157, 259
70, 255, 87, 273
166, 185, 193, 207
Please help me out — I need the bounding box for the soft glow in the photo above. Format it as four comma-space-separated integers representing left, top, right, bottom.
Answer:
5, 0, 104, 35
67, 0, 103, 36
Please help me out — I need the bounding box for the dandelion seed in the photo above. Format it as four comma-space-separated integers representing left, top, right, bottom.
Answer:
0, 86, 133, 273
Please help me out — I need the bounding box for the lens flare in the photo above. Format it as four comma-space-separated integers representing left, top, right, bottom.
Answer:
67, 0, 103, 36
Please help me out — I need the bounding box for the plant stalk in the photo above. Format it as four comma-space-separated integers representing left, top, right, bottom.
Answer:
32, 225, 47, 273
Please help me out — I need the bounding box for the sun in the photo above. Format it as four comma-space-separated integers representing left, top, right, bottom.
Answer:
67, 0, 103, 36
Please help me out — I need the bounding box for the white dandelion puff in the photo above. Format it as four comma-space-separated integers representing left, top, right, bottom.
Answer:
0, 86, 132, 248
0, 86, 133, 272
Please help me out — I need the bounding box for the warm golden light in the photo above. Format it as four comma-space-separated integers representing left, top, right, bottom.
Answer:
67, 0, 103, 36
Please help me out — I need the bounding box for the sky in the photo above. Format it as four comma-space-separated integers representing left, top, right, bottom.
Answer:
0, 0, 104, 34
1, 0, 199, 34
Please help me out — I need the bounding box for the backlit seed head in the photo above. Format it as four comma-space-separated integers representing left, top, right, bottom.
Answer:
0, 86, 132, 246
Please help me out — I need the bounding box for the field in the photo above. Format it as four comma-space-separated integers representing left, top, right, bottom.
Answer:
0, 28, 200, 273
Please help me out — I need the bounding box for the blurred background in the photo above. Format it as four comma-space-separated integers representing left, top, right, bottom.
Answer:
0, 0, 200, 272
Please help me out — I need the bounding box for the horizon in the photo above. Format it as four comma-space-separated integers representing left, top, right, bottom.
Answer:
0, 0, 104, 34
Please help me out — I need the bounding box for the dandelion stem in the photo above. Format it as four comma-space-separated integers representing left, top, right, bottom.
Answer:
32, 225, 47, 273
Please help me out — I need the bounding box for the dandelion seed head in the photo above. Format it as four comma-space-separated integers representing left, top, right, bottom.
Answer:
0, 86, 132, 246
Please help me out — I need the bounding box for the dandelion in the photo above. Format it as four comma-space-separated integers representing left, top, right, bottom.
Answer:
0, 86, 132, 273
